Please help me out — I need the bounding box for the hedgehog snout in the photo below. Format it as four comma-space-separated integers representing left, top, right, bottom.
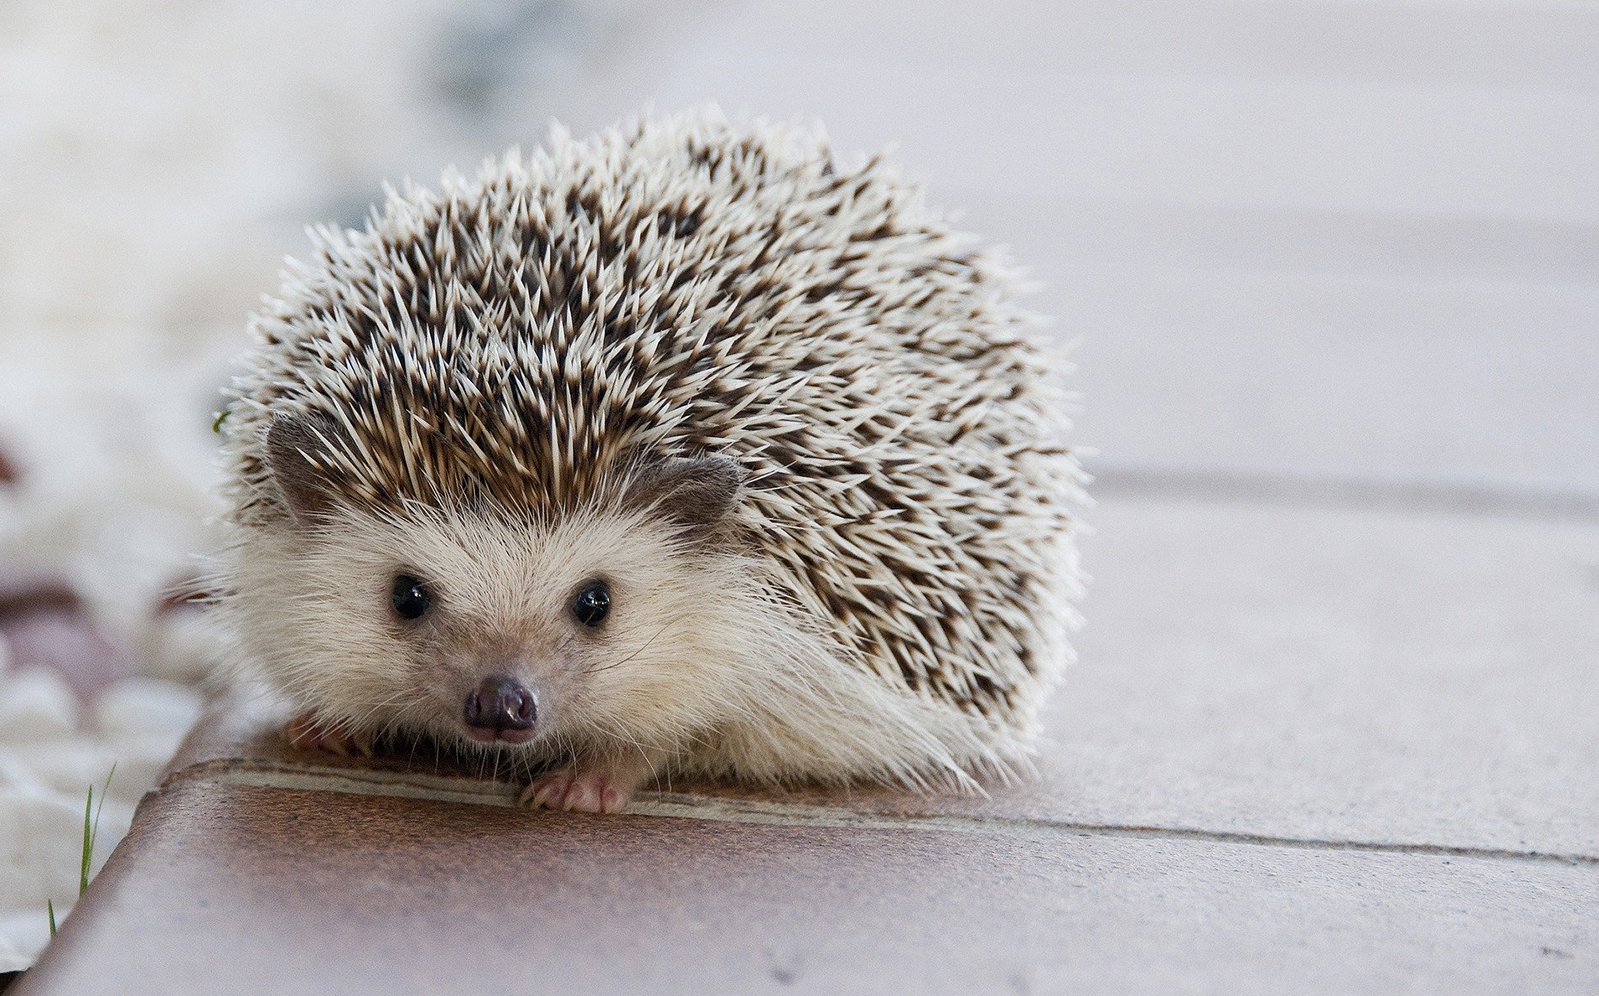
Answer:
462, 674, 537, 744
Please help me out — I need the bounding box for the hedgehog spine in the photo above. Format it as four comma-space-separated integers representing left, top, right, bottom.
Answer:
214, 108, 1083, 810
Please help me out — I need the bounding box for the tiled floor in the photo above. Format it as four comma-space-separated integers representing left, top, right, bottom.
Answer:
17, 778, 1596, 995
16, 489, 1598, 994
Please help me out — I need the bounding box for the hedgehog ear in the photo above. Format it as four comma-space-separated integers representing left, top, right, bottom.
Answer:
266, 415, 345, 524
624, 456, 741, 539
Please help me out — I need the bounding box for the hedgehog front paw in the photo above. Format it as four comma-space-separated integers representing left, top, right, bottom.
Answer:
519, 763, 641, 814
519, 767, 632, 813
282, 713, 374, 757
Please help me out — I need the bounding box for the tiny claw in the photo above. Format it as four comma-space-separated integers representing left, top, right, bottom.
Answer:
518, 772, 570, 810
282, 714, 374, 757
520, 764, 639, 814
282, 714, 321, 750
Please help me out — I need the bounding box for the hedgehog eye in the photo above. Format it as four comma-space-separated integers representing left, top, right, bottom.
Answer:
391, 574, 432, 621
571, 579, 611, 627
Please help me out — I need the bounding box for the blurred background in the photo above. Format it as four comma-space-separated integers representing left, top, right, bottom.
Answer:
0, 0, 1595, 972
5, 0, 1596, 500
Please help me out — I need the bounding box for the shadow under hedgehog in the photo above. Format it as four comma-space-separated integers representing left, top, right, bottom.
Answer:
213, 109, 1084, 813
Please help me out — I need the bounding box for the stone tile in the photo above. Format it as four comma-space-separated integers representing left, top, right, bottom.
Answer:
572, 0, 1599, 221
1042, 264, 1599, 497
15, 776, 1597, 995
997, 494, 1599, 855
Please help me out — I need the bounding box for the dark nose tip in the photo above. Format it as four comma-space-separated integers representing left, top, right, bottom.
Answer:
463, 675, 536, 735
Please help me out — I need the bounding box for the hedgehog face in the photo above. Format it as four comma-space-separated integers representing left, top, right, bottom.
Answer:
304, 506, 739, 752
232, 431, 755, 764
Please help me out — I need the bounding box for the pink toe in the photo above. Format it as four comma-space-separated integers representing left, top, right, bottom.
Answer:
599, 784, 629, 813
564, 779, 602, 812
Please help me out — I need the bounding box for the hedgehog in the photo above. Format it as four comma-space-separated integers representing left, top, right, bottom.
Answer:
214, 111, 1084, 813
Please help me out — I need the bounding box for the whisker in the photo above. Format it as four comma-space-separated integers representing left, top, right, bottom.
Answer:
586, 622, 673, 675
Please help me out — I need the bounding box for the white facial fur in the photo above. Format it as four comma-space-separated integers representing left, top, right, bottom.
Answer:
225, 500, 750, 763
221, 495, 1025, 789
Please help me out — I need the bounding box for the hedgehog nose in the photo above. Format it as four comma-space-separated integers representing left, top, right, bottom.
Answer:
463, 675, 537, 738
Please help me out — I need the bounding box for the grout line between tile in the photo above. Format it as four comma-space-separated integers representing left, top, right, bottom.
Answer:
1088, 465, 1599, 522
173, 759, 1599, 869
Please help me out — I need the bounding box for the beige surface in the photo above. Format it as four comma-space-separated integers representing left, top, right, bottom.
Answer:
1030, 492, 1599, 855
14, 773, 1598, 995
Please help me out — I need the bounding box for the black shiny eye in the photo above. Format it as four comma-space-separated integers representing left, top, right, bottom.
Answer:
571, 579, 611, 627
391, 574, 432, 621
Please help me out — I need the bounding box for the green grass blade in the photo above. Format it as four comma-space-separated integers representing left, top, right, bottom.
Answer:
78, 785, 93, 895
78, 764, 116, 897
54, 765, 120, 939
